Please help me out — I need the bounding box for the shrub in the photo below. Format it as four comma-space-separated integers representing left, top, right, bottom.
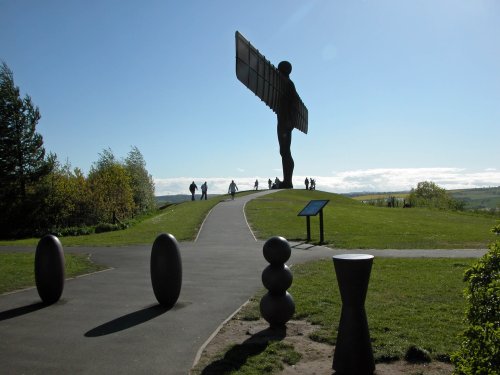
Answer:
451, 240, 500, 374
94, 222, 127, 234
53, 226, 94, 237
405, 345, 431, 363
408, 181, 465, 210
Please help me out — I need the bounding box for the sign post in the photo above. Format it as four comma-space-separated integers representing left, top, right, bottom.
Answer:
297, 200, 329, 243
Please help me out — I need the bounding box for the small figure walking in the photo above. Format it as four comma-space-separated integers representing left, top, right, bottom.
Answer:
254, 179, 259, 191
268, 178, 272, 190
200, 181, 208, 200
305, 177, 309, 190
189, 181, 198, 201
228, 180, 238, 200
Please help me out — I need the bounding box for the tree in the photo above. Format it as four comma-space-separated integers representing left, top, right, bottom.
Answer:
0, 62, 53, 199
42, 161, 94, 229
125, 146, 156, 214
408, 181, 464, 210
0, 62, 54, 238
451, 240, 500, 373
88, 149, 134, 223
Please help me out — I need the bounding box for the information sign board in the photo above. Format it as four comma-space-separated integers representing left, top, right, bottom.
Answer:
297, 200, 329, 217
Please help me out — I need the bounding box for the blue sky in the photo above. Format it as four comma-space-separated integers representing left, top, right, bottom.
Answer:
2, 0, 499, 194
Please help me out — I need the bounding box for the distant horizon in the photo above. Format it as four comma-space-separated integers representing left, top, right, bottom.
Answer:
153, 167, 500, 196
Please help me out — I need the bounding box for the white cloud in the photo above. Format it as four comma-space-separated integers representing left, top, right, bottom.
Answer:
154, 168, 500, 195
308, 168, 500, 193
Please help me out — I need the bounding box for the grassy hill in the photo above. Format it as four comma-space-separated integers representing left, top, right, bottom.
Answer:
245, 190, 497, 249
347, 186, 500, 211
1, 189, 496, 249
449, 186, 500, 210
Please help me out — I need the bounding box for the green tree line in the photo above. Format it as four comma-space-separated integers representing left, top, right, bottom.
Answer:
1, 62, 156, 239
407, 181, 465, 210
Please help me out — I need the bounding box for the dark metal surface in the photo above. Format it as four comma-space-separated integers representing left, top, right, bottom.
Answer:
34, 235, 65, 305
332, 254, 375, 374
260, 237, 295, 327
235, 31, 308, 134
150, 233, 182, 308
262, 264, 293, 294
298, 200, 329, 243
297, 199, 329, 217
262, 236, 291, 265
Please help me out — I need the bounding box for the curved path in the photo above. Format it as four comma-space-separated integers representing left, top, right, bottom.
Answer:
0, 191, 487, 374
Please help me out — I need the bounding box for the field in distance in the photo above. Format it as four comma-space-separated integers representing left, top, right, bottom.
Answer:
346, 186, 500, 210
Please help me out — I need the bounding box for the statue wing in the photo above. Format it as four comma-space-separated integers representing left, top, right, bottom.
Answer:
235, 31, 308, 134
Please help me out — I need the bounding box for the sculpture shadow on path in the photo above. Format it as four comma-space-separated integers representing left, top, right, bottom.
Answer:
200, 326, 286, 375
85, 302, 189, 337
0, 301, 47, 322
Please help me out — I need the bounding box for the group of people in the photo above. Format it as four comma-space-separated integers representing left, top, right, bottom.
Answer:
188, 177, 317, 201
304, 177, 316, 190
189, 181, 208, 201
188, 180, 239, 201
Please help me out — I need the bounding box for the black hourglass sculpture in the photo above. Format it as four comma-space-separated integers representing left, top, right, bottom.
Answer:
260, 236, 295, 327
332, 254, 375, 374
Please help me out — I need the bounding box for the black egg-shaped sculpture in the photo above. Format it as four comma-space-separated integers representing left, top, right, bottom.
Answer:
260, 236, 295, 327
263, 236, 291, 265
35, 235, 65, 304
150, 233, 182, 308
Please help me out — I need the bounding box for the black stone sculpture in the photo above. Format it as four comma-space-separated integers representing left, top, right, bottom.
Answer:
35, 235, 65, 304
236, 31, 308, 188
150, 233, 182, 308
332, 254, 375, 374
260, 236, 295, 326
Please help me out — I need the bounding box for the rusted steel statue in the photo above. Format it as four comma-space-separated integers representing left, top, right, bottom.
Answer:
235, 31, 308, 188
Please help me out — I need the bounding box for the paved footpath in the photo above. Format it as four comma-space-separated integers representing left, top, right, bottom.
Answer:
0, 191, 487, 374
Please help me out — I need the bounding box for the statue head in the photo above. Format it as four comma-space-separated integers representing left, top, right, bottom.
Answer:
278, 61, 292, 76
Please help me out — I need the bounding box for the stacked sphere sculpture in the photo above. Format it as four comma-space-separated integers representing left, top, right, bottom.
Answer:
260, 236, 295, 326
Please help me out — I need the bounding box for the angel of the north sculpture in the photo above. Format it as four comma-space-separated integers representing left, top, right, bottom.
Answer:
235, 31, 308, 189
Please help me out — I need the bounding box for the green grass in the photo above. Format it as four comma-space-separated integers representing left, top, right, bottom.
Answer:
246, 190, 497, 249
195, 340, 301, 375
449, 186, 500, 210
0, 193, 254, 247
0, 252, 107, 294
238, 257, 474, 363
351, 193, 408, 201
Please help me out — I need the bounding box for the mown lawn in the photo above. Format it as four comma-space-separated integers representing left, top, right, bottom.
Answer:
0, 252, 107, 294
238, 257, 475, 363
245, 190, 497, 248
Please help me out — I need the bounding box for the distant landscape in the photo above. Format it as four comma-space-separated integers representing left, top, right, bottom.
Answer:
448, 186, 500, 210
344, 186, 500, 211
156, 186, 500, 211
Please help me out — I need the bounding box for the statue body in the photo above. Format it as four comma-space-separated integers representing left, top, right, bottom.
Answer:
235, 32, 308, 189
276, 61, 296, 188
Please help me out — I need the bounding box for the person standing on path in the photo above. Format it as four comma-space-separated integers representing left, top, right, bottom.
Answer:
254, 179, 259, 190
268, 178, 272, 189
189, 181, 198, 201
305, 177, 309, 190
200, 181, 208, 200
228, 180, 238, 200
